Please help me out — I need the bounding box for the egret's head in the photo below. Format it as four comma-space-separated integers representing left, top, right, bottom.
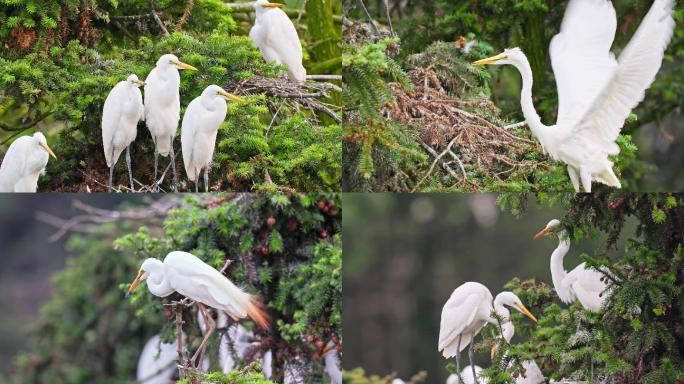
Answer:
203, 85, 245, 103
533, 218, 562, 239
491, 321, 515, 358
473, 47, 525, 67
126, 259, 157, 296
33, 132, 57, 159
498, 291, 538, 323
253, 0, 284, 11
126, 74, 145, 87
156, 54, 198, 71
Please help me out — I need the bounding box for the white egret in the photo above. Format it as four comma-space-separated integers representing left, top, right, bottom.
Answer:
250, 0, 307, 82
180, 85, 244, 192
102, 74, 145, 191
439, 282, 537, 384
491, 322, 544, 384
323, 340, 342, 384
0, 132, 56, 192
473, 0, 675, 192
136, 334, 177, 384
144, 54, 198, 191
534, 219, 608, 311
446, 366, 487, 384
127, 251, 269, 368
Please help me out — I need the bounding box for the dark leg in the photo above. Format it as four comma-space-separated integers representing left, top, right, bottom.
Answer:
126, 146, 134, 191
108, 147, 115, 192
455, 334, 464, 383
153, 147, 159, 192
468, 342, 479, 384
170, 141, 178, 192
204, 167, 209, 193
195, 169, 199, 193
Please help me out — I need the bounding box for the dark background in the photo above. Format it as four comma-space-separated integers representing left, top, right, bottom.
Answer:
342, 193, 635, 382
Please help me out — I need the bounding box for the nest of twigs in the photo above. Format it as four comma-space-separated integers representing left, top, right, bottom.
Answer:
383, 66, 542, 189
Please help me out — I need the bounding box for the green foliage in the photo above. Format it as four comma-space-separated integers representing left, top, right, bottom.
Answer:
484, 193, 684, 383
178, 362, 275, 384
342, 367, 427, 384
11, 193, 342, 383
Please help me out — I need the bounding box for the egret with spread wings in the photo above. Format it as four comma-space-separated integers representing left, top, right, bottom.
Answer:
473, 0, 675, 192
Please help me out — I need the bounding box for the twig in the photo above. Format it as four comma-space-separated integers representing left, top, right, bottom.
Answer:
152, 9, 170, 36
306, 75, 342, 81
418, 140, 462, 182
356, 0, 378, 33
504, 121, 527, 130
175, 0, 194, 32
412, 137, 458, 192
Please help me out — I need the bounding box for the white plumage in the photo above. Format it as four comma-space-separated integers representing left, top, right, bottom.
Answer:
473, 0, 675, 192
0, 132, 56, 192
181, 85, 242, 192
136, 334, 177, 384
446, 366, 487, 384
250, 0, 306, 82
102, 74, 144, 191
534, 219, 609, 311
144, 54, 197, 190
498, 322, 544, 384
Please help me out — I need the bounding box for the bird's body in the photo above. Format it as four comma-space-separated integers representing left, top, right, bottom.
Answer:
250, 0, 306, 82
181, 85, 242, 192
102, 74, 145, 190
473, 0, 675, 192
498, 322, 544, 384
446, 366, 487, 384
144, 54, 197, 191
136, 334, 177, 384
323, 340, 342, 384
0, 132, 56, 192
439, 282, 537, 383
535, 219, 608, 311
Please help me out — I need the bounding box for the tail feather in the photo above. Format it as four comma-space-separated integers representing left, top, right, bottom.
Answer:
246, 296, 270, 329
596, 166, 621, 188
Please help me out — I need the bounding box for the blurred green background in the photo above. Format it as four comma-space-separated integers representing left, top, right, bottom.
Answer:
0, 194, 150, 376
341, 193, 636, 383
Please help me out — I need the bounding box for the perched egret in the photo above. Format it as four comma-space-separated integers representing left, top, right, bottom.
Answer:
439, 282, 537, 384
102, 74, 145, 191
180, 85, 244, 192
491, 322, 544, 384
127, 251, 269, 367
323, 340, 342, 384
473, 0, 675, 192
446, 366, 487, 384
250, 0, 306, 82
534, 219, 608, 311
136, 334, 177, 384
144, 54, 198, 191
0, 132, 56, 192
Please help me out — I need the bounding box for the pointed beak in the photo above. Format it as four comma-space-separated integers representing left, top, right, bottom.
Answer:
218, 89, 245, 103
134, 79, 146, 86
491, 345, 498, 359
472, 53, 507, 66
263, 2, 284, 8
126, 270, 145, 297
41, 143, 57, 159
171, 60, 198, 71
533, 226, 552, 240
516, 303, 538, 323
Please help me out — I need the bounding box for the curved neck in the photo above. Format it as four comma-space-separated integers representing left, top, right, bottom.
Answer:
146, 260, 174, 297
512, 59, 549, 142
491, 295, 511, 324
550, 231, 570, 293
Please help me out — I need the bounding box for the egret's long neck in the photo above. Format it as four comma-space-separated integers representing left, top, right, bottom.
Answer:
491, 295, 511, 324
146, 261, 174, 297
513, 58, 550, 143
550, 231, 570, 292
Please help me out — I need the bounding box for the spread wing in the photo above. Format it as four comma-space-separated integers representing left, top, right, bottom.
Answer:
550, 0, 618, 126
572, 0, 675, 150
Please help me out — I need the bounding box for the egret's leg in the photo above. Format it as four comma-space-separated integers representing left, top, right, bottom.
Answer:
455, 334, 464, 383
567, 166, 580, 193
191, 303, 215, 370
170, 142, 178, 192
204, 167, 209, 193
468, 342, 479, 384
126, 146, 134, 191
108, 165, 113, 192
153, 147, 159, 192
579, 167, 592, 193
195, 169, 199, 193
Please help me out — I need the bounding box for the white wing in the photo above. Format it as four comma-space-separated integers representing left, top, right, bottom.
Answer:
102, 82, 126, 167
517, 360, 544, 384
572, 0, 675, 148
136, 334, 177, 384
263, 9, 306, 81
568, 262, 608, 311
438, 282, 491, 357
0, 136, 31, 192
550, 0, 618, 126
180, 99, 200, 181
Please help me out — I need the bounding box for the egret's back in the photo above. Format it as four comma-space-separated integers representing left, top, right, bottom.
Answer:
438, 282, 492, 357
102, 82, 143, 167
255, 9, 306, 82
144, 68, 181, 156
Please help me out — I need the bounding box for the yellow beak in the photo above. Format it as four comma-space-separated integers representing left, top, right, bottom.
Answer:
170, 60, 198, 71
41, 143, 57, 159
263, 2, 284, 8
126, 270, 145, 297
134, 79, 146, 86
472, 53, 507, 66
533, 226, 552, 240
218, 89, 245, 103
516, 303, 538, 323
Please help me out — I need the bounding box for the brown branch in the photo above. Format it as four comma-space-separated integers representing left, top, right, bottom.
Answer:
175, 0, 194, 32
152, 9, 170, 36
0, 111, 54, 132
